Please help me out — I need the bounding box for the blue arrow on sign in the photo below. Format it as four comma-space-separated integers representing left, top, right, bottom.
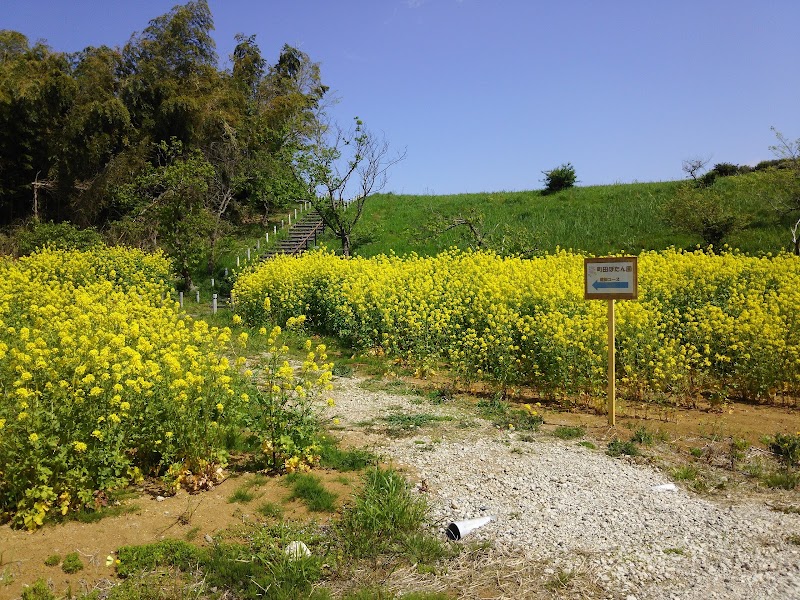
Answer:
593, 280, 629, 290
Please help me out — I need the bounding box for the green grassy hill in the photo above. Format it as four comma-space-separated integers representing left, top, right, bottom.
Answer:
341, 172, 793, 257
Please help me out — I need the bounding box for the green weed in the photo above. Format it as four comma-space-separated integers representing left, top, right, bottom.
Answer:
319, 436, 376, 471
553, 425, 585, 440
285, 473, 338, 512
227, 487, 257, 504
631, 426, 654, 445
257, 501, 285, 519
339, 467, 429, 559
767, 432, 800, 466
60, 552, 83, 574
544, 568, 576, 591
671, 465, 699, 481
382, 412, 453, 434
762, 469, 800, 490
20, 580, 55, 600
607, 439, 640, 457
44, 555, 60, 567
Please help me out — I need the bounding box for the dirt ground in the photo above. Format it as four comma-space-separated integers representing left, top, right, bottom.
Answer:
0, 390, 797, 600
0, 471, 355, 600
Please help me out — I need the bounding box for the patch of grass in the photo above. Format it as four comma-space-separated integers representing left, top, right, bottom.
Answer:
319, 435, 377, 471
578, 441, 596, 450
203, 535, 327, 600
257, 501, 285, 519
663, 547, 685, 555
631, 426, 654, 445
788, 534, 800, 546
544, 568, 576, 591
116, 539, 204, 578
382, 412, 453, 434
359, 377, 418, 396
607, 438, 640, 457
44, 554, 61, 567
184, 526, 201, 541
424, 388, 453, 405
477, 397, 544, 431
762, 469, 800, 490
20, 580, 55, 600
71, 501, 140, 524
343, 586, 394, 600
61, 552, 83, 574
339, 467, 430, 559
767, 432, 800, 466
356, 176, 786, 259
332, 363, 354, 377
285, 473, 338, 512
671, 465, 699, 481
401, 532, 457, 570
689, 447, 705, 458
227, 486, 257, 504
553, 425, 585, 440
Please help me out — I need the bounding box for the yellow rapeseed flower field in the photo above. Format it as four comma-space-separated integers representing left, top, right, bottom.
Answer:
234, 247, 800, 405
0, 247, 243, 529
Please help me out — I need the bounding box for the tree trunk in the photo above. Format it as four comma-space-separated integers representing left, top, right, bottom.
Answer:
340, 231, 351, 257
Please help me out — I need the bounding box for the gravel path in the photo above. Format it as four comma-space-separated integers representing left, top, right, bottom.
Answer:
324, 375, 800, 600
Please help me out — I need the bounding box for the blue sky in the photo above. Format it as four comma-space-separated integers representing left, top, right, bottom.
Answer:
3, 0, 798, 195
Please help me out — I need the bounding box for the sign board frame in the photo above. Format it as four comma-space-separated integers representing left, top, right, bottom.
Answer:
584, 256, 638, 300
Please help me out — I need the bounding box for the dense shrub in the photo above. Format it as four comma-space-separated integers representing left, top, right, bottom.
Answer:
12, 220, 103, 256
542, 163, 577, 194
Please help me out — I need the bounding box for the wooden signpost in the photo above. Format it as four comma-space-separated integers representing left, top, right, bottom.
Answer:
584, 257, 638, 425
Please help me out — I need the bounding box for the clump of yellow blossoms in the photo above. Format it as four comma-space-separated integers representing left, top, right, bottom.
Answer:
0, 247, 245, 529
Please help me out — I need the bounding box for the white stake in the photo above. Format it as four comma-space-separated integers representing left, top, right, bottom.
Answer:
212, 293, 218, 315
247, 247, 251, 260
211, 277, 215, 288
237, 256, 240, 267
179, 291, 183, 308
196, 290, 200, 303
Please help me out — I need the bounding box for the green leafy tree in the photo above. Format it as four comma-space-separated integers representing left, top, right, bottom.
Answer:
663, 183, 744, 248
114, 139, 214, 288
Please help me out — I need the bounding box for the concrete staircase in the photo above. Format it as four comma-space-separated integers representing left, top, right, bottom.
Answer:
261, 211, 325, 259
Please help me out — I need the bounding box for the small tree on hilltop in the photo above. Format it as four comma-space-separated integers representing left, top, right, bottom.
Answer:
765, 127, 800, 255
542, 163, 577, 194
297, 117, 405, 257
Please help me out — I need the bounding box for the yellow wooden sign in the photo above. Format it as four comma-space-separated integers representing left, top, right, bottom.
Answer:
584, 256, 639, 425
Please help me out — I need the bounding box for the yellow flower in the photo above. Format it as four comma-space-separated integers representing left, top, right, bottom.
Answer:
326, 398, 335, 407
73, 441, 87, 452
29, 433, 39, 443
232, 314, 243, 325
216, 403, 224, 412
